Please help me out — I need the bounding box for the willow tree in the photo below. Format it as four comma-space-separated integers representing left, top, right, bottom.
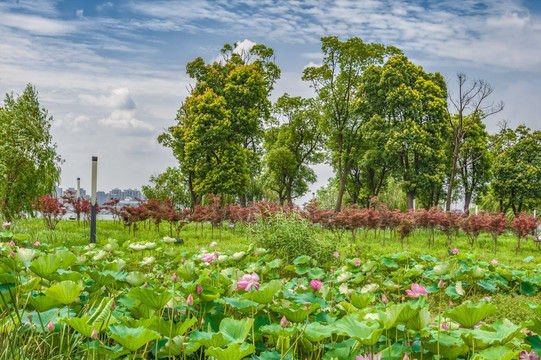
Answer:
0, 84, 62, 221
303, 36, 400, 212
159, 42, 280, 207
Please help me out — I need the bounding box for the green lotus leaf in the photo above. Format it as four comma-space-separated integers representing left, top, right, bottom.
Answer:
18, 277, 41, 293
422, 331, 469, 359
382, 304, 403, 329
125, 271, 147, 287
206, 342, 255, 360
219, 318, 254, 344
293, 255, 311, 265
53, 269, 83, 282
277, 303, 320, 323
396, 298, 425, 324
22, 307, 75, 333
334, 314, 382, 346
155, 317, 197, 337
336, 271, 352, 283
304, 322, 334, 342
266, 259, 282, 269
28, 293, 61, 312
445, 301, 497, 329
521, 282, 538, 297
88, 297, 115, 325
470, 266, 486, 279
55, 250, 77, 268
462, 319, 523, 350
432, 263, 449, 275
406, 306, 431, 332
521, 302, 541, 319
109, 324, 161, 351
350, 292, 374, 309
46, 280, 82, 305
177, 260, 198, 281
66, 316, 117, 337
16, 248, 36, 263
190, 331, 226, 348
158, 335, 191, 357
129, 287, 172, 310
472, 345, 520, 360
241, 280, 281, 304
79, 342, 130, 359
29, 254, 64, 280
381, 257, 398, 269
260, 323, 299, 337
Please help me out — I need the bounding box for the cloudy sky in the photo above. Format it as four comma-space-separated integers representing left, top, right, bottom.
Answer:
0, 0, 540, 196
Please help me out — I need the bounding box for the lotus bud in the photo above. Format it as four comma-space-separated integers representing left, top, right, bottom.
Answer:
163, 281, 168, 287
181, 257, 185, 264
201, 318, 205, 325
280, 316, 288, 328
449, 301, 454, 308
91, 328, 98, 340
144, 282, 148, 288
196, 284, 202, 294
401, 296, 405, 302
111, 301, 116, 311
382, 294, 389, 304
355, 251, 359, 256
441, 323, 449, 331
10, 251, 16, 259
47, 320, 54, 332
438, 279, 444, 289
9, 240, 15, 248
171, 272, 179, 283
33, 241, 40, 247
403, 354, 410, 360
405, 246, 409, 252
28, 314, 33, 324
254, 252, 258, 257
195, 246, 199, 251
186, 293, 194, 306
108, 251, 112, 257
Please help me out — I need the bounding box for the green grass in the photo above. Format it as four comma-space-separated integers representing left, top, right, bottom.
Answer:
11, 218, 541, 267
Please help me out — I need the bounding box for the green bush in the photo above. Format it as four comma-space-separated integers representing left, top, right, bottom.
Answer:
254, 212, 335, 264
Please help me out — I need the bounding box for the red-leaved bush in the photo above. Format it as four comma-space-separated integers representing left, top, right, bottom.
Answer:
512, 212, 538, 254
34, 195, 66, 230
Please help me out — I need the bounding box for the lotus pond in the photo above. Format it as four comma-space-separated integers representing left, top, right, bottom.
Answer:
2, 231, 541, 360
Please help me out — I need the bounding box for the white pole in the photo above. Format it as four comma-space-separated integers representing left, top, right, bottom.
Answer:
413, 199, 416, 210
475, 205, 478, 215
90, 156, 98, 243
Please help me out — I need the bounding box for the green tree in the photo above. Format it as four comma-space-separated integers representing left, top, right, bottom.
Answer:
491, 125, 541, 213
160, 42, 280, 207
302, 36, 399, 212
361, 55, 449, 208
264, 94, 323, 204
142, 167, 190, 210
454, 116, 492, 213
0, 84, 62, 221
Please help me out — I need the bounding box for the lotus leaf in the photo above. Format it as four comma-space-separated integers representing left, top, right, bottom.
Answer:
109, 324, 161, 351
46, 280, 82, 305
205, 342, 255, 360
129, 287, 172, 309
241, 279, 281, 304
445, 301, 497, 329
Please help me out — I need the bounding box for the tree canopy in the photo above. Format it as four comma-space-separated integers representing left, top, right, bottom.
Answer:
0, 84, 62, 221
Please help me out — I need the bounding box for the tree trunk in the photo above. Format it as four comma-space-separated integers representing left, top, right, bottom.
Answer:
463, 192, 472, 214
446, 140, 460, 211
240, 194, 247, 207
406, 192, 415, 209
335, 170, 348, 213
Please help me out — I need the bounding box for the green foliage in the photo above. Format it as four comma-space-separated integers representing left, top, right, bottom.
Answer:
492, 125, 541, 213
254, 213, 334, 264
0, 84, 62, 221
142, 167, 190, 210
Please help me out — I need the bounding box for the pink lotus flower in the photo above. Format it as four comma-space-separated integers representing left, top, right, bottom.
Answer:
354, 259, 361, 266
10, 251, 16, 259
519, 350, 540, 360
441, 323, 449, 331
254, 252, 258, 257
9, 240, 15, 248
332, 251, 340, 258
201, 253, 216, 263
490, 259, 499, 266
356, 353, 382, 360
237, 272, 260, 292
196, 284, 202, 294
382, 294, 389, 304
209, 241, 217, 247
452, 247, 459, 255
2, 222, 11, 227
33, 241, 40, 247
438, 279, 444, 289
310, 279, 322, 292
405, 283, 427, 298
186, 293, 194, 306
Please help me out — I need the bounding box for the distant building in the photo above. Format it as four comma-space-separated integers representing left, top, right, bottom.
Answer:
123, 188, 141, 200
96, 191, 107, 205
54, 187, 63, 198
110, 188, 122, 200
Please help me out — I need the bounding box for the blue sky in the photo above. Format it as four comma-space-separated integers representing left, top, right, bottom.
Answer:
0, 0, 540, 197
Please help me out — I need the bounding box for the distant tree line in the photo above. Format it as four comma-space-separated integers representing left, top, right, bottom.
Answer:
154, 37, 540, 215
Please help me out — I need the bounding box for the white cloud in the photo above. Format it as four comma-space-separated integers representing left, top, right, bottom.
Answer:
76, 9, 84, 18
0, 13, 73, 36
98, 110, 154, 131
79, 88, 136, 110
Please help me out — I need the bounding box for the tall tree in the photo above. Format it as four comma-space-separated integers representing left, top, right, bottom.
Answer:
159, 42, 280, 207
454, 116, 492, 213
264, 94, 323, 204
142, 167, 191, 210
445, 73, 503, 211
361, 55, 449, 208
491, 125, 541, 213
303, 36, 399, 212
0, 84, 62, 221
